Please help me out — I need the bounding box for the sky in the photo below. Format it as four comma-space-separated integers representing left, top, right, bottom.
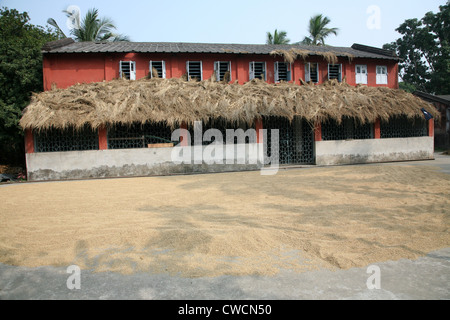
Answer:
1, 0, 447, 48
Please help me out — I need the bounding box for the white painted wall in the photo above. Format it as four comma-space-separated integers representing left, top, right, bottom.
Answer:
315, 137, 434, 166
26, 144, 263, 181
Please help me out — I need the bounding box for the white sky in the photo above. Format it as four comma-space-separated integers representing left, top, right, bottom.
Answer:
1, 0, 446, 48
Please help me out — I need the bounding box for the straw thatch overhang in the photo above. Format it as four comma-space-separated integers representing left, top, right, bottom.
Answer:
20, 78, 438, 131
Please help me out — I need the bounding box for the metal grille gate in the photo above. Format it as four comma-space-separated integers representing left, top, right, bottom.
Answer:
264, 116, 315, 165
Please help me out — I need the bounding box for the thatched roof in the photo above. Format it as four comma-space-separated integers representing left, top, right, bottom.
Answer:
20, 78, 438, 131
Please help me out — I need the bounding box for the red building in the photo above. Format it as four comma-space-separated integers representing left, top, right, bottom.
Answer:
42, 39, 399, 91
20, 39, 436, 181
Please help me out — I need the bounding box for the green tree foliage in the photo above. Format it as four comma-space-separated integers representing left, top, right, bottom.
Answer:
384, 2, 449, 95
266, 29, 290, 45
48, 8, 130, 42
300, 14, 339, 46
0, 8, 57, 164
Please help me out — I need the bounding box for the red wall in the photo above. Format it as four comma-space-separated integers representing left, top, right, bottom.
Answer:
43, 52, 399, 91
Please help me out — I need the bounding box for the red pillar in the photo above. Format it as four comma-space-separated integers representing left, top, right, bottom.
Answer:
98, 126, 108, 150
24, 129, 34, 153
180, 122, 189, 146
314, 122, 322, 141
255, 118, 263, 144
428, 119, 434, 137
374, 119, 381, 139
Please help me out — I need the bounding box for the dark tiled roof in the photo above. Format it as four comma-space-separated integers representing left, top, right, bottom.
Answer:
414, 91, 450, 106
42, 39, 400, 61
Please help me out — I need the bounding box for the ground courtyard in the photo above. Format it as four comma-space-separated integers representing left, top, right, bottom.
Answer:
0, 159, 449, 278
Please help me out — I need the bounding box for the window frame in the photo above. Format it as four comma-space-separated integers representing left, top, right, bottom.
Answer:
214, 61, 232, 82
249, 61, 267, 81
328, 64, 342, 82
149, 60, 166, 79
120, 61, 136, 80
376, 65, 388, 85
305, 62, 319, 83
355, 64, 368, 85
274, 62, 292, 83
186, 61, 203, 81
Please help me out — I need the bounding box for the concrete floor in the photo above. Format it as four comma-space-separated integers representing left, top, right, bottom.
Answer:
0, 248, 448, 300
1, 153, 449, 300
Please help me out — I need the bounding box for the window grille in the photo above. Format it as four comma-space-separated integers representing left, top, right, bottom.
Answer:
322, 117, 373, 141
214, 61, 232, 81
34, 125, 99, 153
150, 61, 166, 78
264, 116, 315, 165
380, 115, 428, 138
186, 61, 203, 81
328, 64, 342, 82
120, 61, 136, 80
305, 63, 319, 83
275, 62, 291, 82
249, 62, 266, 80
108, 122, 176, 149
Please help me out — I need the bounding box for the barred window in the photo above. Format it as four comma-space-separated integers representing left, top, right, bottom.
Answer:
322, 117, 373, 141
107, 122, 176, 149
34, 125, 99, 153
380, 115, 428, 138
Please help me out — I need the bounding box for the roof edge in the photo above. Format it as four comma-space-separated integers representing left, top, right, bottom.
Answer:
351, 43, 400, 59
42, 38, 75, 52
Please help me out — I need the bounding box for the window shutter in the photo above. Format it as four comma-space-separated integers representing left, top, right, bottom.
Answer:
214, 61, 219, 81
305, 63, 311, 82
274, 62, 279, 83
120, 60, 123, 79
132, 62, 136, 80
249, 62, 255, 80
162, 61, 166, 79
186, 61, 190, 79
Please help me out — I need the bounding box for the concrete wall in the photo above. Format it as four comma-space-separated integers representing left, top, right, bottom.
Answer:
315, 137, 434, 166
26, 144, 263, 181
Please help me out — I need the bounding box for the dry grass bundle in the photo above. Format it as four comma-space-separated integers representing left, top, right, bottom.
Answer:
271, 49, 354, 64
20, 78, 438, 131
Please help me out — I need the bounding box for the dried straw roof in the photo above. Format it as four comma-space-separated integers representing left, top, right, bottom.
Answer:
20, 78, 438, 131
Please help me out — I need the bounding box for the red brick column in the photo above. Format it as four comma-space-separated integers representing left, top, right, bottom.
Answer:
428, 119, 434, 137
314, 122, 322, 141
24, 129, 34, 153
255, 118, 264, 144
374, 118, 381, 139
180, 122, 189, 146
98, 127, 108, 150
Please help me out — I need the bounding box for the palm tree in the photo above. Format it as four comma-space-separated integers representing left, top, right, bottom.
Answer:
266, 29, 290, 45
47, 8, 129, 42
300, 14, 339, 46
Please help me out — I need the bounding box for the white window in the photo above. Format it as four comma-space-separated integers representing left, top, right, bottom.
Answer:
186, 61, 203, 81
249, 62, 266, 81
376, 66, 388, 85
274, 62, 291, 83
149, 61, 166, 79
305, 62, 319, 83
120, 61, 136, 80
214, 61, 232, 82
355, 65, 368, 84
328, 64, 342, 82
